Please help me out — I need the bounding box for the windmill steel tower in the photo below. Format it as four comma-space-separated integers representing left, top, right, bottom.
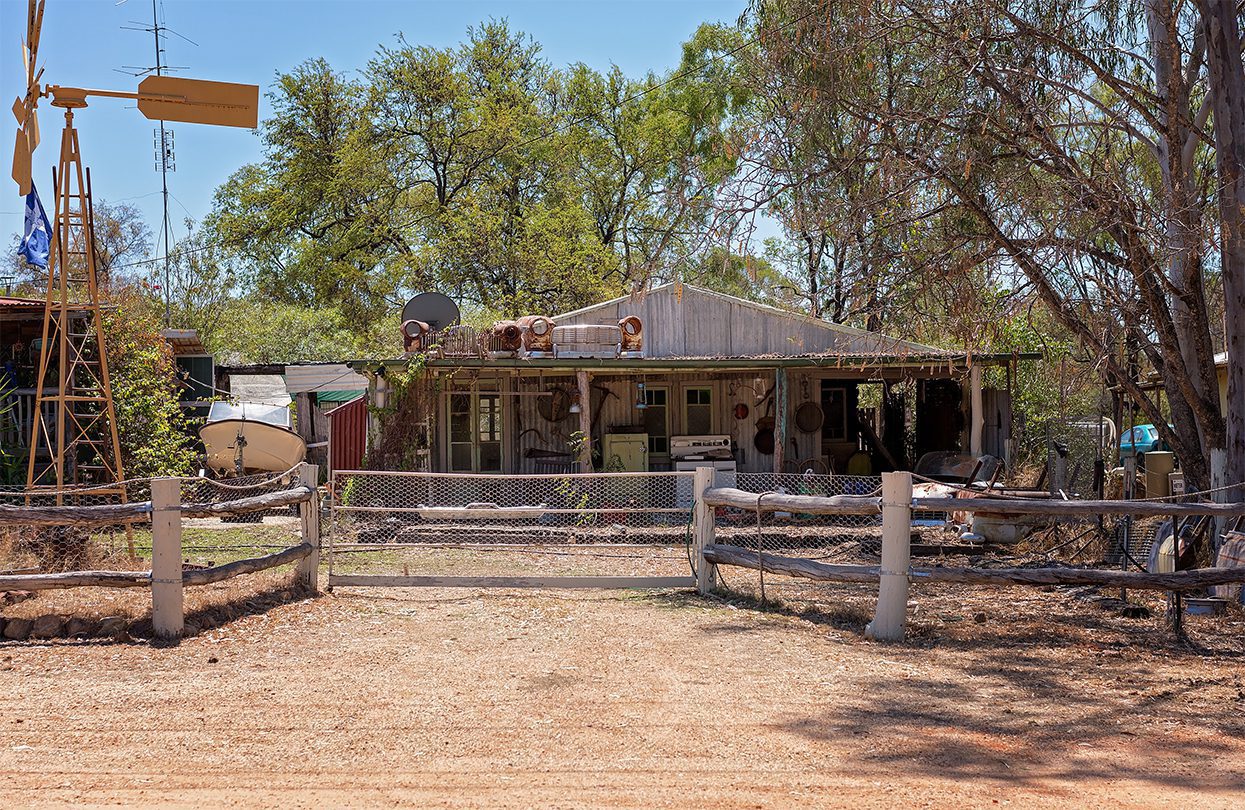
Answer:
25, 100, 127, 497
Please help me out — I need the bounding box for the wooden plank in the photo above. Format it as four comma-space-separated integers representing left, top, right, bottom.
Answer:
702, 544, 1245, 592
181, 486, 313, 518
0, 501, 150, 527
703, 487, 880, 514
913, 496, 1245, 518
0, 570, 150, 590
327, 574, 697, 589
183, 543, 313, 587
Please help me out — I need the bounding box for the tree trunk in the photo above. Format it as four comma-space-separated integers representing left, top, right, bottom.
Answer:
1148, 1, 1222, 490
1199, 0, 1245, 498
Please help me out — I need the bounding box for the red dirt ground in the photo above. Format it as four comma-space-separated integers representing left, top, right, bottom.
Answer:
1, 574, 1243, 808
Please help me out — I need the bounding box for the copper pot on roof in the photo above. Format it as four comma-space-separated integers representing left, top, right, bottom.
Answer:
619, 316, 643, 352
517, 315, 556, 352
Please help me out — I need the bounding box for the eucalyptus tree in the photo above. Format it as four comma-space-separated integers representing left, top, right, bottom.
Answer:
736, 0, 1232, 489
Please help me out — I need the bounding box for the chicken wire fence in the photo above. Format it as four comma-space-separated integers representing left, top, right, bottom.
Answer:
326, 470, 698, 580
0, 468, 308, 576
325, 469, 886, 581
714, 472, 883, 557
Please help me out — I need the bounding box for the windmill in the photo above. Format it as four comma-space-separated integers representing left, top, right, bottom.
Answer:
11, 0, 259, 501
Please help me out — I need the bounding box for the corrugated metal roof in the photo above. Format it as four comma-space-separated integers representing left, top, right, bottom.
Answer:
284, 362, 368, 394
316, 388, 366, 403
0, 295, 46, 308
553, 282, 949, 359
160, 328, 208, 355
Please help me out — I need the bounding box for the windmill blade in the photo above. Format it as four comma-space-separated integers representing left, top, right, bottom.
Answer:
26, 101, 39, 153
137, 76, 259, 129
12, 125, 32, 195
27, 0, 44, 72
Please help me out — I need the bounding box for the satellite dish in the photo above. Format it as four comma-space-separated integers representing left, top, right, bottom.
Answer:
401, 293, 461, 331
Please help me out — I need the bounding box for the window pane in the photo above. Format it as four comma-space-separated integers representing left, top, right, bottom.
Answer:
687, 406, 712, 435
450, 411, 471, 442
479, 441, 502, 471
821, 385, 847, 441
478, 395, 501, 442
450, 443, 473, 471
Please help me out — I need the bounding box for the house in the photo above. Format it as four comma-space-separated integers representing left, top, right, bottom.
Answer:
355, 283, 1027, 477
162, 328, 215, 422
0, 295, 84, 458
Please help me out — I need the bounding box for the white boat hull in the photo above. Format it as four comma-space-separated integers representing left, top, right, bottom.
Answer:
200, 419, 307, 476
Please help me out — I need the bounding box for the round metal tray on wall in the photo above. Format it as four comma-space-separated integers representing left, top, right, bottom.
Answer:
538, 387, 572, 422
795, 401, 824, 433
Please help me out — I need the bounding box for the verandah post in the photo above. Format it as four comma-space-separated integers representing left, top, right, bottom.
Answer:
693, 465, 717, 594
150, 477, 184, 640
296, 462, 321, 592
866, 470, 912, 641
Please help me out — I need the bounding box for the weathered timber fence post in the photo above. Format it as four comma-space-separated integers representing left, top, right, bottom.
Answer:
297, 463, 321, 592
150, 477, 184, 639
866, 471, 912, 642
693, 466, 717, 594
1211, 448, 1227, 555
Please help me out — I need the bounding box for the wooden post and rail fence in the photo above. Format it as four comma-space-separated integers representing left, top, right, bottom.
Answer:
0, 463, 321, 641
691, 467, 1245, 641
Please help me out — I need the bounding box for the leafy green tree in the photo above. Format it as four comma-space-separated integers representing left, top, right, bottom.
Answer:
103, 289, 198, 478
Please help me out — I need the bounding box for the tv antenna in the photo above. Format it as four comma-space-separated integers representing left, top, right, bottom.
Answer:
11, 0, 259, 500
120, 0, 194, 327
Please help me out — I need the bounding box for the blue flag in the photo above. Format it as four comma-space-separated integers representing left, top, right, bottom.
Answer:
20, 182, 53, 269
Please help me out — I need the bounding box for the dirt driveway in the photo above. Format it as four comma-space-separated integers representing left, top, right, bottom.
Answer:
1, 578, 1243, 808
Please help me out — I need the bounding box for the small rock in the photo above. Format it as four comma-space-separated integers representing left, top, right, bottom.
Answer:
30, 615, 65, 639
95, 616, 128, 638
973, 612, 987, 624
65, 618, 96, 638
3, 618, 33, 641
207, 656, 219, 664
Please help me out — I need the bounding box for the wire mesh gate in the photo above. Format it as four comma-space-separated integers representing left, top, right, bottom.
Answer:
326, 470, 701, 588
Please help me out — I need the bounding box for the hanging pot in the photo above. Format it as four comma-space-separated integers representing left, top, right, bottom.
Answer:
753, 397, 776, 455
733, 402, 750, 420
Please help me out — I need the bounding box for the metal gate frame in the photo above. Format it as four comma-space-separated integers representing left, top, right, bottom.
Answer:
325, 469, 702, 589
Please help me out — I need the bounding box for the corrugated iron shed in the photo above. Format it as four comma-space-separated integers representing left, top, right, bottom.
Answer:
327, 394, 367, 474
554, 283, 947, 360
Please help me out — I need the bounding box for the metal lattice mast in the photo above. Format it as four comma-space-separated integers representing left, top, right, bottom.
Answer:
25, 106, 126, 502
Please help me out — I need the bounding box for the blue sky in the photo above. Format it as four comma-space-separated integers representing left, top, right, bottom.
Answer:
2, 0, 748, 262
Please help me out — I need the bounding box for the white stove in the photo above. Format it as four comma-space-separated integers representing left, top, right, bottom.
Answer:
671, 435, 736, 506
